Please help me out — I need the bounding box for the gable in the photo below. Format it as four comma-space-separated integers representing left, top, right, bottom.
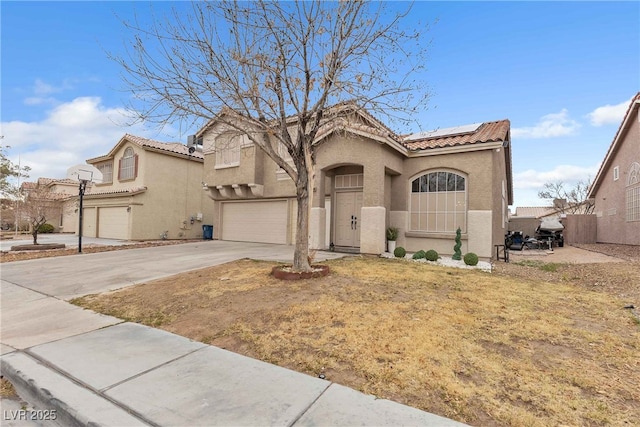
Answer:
86, 134, 203, 164
588, 92, 640, 198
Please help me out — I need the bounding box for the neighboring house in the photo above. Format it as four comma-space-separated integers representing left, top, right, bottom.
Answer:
587, 92, 640, 245
76, 134, 213, 240
18, 178, 77, 233
508, 206, 555, 238
198, 104, 513, 260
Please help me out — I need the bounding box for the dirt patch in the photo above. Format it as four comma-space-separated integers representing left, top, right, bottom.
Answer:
74, 248, 640, 427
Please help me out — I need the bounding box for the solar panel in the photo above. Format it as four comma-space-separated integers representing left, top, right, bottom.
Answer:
405, 122, 482, 141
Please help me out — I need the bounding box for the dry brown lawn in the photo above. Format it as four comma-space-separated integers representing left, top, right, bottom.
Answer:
73, 255, 639, 427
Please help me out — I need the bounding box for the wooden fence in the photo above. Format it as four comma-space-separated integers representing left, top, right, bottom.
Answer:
563, 214, 597, 244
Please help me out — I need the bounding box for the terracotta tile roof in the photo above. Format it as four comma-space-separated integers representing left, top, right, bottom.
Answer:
124, 134, 204, 159
402, 120, 510, 151
85, 186, 147, 197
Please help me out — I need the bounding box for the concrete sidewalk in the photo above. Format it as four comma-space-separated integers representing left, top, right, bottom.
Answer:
1, 242, 466, 426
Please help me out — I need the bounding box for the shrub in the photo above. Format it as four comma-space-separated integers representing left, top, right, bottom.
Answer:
38, 223, 55, 233
452, 227, 462, 260
463, 252, 479, 266
393, 246, 406, 258
425, 249, 439, 261
386, 227, 399, 241
412, 250, 426, 260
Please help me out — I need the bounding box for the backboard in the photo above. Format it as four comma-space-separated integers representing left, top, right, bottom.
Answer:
66, 164, 104, 183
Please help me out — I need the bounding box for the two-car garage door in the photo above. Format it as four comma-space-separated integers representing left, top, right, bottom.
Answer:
221, 200, 291, 244
98, 207, 129, 240
82, 206, 129, 240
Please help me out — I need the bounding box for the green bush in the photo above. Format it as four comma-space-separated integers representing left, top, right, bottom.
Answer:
425, 249, 439, 261
412, 250, 426, 260
393, 246, 406, 258
463, 252, 479, 266
38, 223, 55, 233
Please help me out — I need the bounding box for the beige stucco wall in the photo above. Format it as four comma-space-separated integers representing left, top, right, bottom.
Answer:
593, 108, 640, 245
91, 142, 146, 193
390, 149, 499, 259
81, 148, 212, 240
130, 150, 213, 240
60, 198, 78, 233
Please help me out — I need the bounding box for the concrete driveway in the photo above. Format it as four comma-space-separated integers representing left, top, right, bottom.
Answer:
0, 240, 349, 300
0, 233, 132, 251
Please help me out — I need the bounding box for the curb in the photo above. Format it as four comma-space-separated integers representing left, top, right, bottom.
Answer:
1, 351, 150, 427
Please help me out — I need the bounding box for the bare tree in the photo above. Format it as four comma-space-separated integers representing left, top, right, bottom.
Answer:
21, 181, 62, 245
114, 0, 431, 271
1, 144, 30, 198
538, 179, 595, 214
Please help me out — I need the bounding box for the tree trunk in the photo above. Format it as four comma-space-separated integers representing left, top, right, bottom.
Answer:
32, 230, 38, 245
292, 158, 313, 273
293, 190, 312, 272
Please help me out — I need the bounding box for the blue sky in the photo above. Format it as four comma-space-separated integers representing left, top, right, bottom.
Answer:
1, 1, 639, 207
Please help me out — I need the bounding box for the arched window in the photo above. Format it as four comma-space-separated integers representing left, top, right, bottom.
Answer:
627, 162, 640, 222
410, 171, 467, 233
119, 147, 137, 180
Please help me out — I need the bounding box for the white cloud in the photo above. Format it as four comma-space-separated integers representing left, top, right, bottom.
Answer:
586, 97, 631, 126
512, 109, 581, 139
1, 97, 179, 182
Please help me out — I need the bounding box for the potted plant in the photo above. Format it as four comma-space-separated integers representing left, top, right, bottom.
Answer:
386, 226, 399, 253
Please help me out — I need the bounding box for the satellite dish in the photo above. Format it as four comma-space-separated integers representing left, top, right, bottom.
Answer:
66, 164, 103, 184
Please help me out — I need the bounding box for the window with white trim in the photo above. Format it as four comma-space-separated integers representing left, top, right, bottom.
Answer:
119, 147, 136, 181
215, 133, 241, 168
410, 171, 467, 233
275, 141, 295, 180
626, 162, 640, 222
97, 162, 113, 183
613, 166, 619, 181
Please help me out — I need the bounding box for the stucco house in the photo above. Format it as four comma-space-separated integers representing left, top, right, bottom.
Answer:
72, 134, 213, 240
587, 92, 640, 245
199, 104, 512, 260
17, 178, 78, 233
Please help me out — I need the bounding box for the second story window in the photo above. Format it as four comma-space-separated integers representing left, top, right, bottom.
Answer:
119, 147, 137, 180
215, 133, 241, 168
97, 162, 113, 183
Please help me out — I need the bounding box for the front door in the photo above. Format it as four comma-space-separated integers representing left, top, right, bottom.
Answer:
334, 191, 363, 247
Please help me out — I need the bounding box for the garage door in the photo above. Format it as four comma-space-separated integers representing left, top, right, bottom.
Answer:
222, 200, 288, 244
82, 207, 97, 238
98, 207, 129, 240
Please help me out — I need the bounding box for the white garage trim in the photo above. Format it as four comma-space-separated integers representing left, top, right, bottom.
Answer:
221, 200, 289, 244
98, 206, 130, 240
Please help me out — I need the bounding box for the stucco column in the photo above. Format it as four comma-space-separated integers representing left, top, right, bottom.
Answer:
467, 210, 492, 259
360, 206, 386, 254
363, 164, 384, 207
312, 169, 326, 208
309, 207, 327, 250
360, 165, 386, 254
309, 169, 327, 250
